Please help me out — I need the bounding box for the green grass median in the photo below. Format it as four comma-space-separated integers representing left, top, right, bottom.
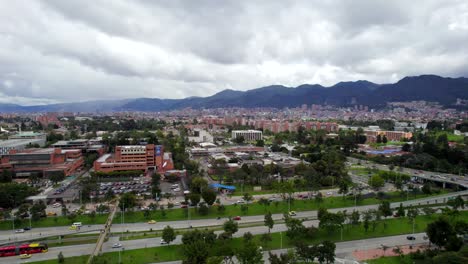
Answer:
113, 191, 449, 224
0, 214, 108, 230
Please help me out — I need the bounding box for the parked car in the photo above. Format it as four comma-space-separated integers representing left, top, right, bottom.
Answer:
406, 236, 416, 240
288, 211, 297, 216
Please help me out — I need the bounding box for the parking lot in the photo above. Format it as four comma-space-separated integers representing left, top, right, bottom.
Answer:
93, 179, 152, 197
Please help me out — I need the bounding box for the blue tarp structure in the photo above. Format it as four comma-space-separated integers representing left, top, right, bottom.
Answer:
210, 183, 236, 191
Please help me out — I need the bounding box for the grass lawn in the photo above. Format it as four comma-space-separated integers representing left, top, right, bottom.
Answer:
0, 213, 109, 230
114, 191, 446, 224
26, 255, 90, 264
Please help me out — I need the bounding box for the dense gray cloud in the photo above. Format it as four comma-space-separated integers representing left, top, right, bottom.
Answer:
0, 0, 467, 105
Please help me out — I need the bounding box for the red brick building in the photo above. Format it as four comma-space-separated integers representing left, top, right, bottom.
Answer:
93, 144, 174, 174
0, 148, 83, 178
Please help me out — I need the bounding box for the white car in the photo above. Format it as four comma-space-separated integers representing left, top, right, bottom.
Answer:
173, 188, 180, 192
15, 229, 25, 233
236, 200, 245, 204
160, 239, 168, 245
52, 203, 61, 208
112, 243, 122, 248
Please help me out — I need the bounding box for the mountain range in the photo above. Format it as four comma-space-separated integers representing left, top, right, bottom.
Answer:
1, 75, 467, 113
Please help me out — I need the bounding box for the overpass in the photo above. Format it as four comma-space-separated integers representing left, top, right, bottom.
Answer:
347, 157, 468, 190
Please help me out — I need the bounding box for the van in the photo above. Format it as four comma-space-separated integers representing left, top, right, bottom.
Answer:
72, 222, 82, 227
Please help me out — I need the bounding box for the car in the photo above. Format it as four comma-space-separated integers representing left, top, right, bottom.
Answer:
173, 188, 181, 192
69, 225, 78, 230
180, 204, 188, 208
288, 211, 297, 216
47, 212, 57, 216
147, 220, 157, 224
20, 254, 32, 259
23, 227, 31, 231
326, 192, 333, 196
406, 236, 416, 240
236, 200, 245, 204
52, 203, 61, 208
15, 229, 25, 233
233, 216, 241, 221
112, 243, 122, 248
393, 213, 400, 218
160, 239, 168, 245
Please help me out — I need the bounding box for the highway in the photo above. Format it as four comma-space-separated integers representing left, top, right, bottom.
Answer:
2, 189, 467, 245
8, 230, 429, 264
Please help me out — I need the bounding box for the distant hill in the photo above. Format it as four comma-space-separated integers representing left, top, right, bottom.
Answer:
1, 75, 467, 112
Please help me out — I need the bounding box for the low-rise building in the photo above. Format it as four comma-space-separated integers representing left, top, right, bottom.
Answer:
0, 148, 83, 178
93, 144, 174, 174
232, 130, 263, 141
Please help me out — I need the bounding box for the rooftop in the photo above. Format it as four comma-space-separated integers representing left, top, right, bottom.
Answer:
0, 138, 44, 148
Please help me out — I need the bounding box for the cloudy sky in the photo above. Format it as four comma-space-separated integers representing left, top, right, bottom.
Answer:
1, 0, 468, 105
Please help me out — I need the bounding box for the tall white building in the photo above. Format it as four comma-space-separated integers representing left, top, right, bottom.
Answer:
231, 130, 263, 141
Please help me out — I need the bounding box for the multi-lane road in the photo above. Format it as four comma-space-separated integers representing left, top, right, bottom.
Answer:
2, 189, 467, 245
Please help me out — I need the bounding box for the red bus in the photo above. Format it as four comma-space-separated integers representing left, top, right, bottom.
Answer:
0, 243, 48, 257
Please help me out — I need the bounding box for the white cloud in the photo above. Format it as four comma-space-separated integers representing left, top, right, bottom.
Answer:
0, 0, 467, 105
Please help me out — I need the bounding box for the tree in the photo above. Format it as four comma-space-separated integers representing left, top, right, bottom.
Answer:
284, 215, 306, 239
426, 217, 456, 249
264, 212, 274, 233
260, 233, 272, 246
376, 134, 382, 143
240, 204, 249, 214
58, 251, 65, 263
350, 210, 360, 226
151, 173, 161, 197
236, 239, 263, 264
243, 193, 253, 203
30, 201, 46, 221
119, 193, 137, 210
198, 203, 209, 215
255, 139, 265, 147
201, 189, 217, 205
315, 192, 323, 204
396, 203, 405, 217
369, 174, 384, 190
382, 135, 388, 144
338, 180, 349, 200
234, 136, 245, 144
433, 252, 466, 264
188, 193, 201, 206
317, 241, 336, 264
49, 171, 65, 184
162, 225, 176, 244
363, 210, 372, 233
223, 219, 238, 237
0, 169, 12, 183
190, 176, 208, 194
61, 204, 68, 216
448, 195, 465, 210
378, 201, 392, 218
